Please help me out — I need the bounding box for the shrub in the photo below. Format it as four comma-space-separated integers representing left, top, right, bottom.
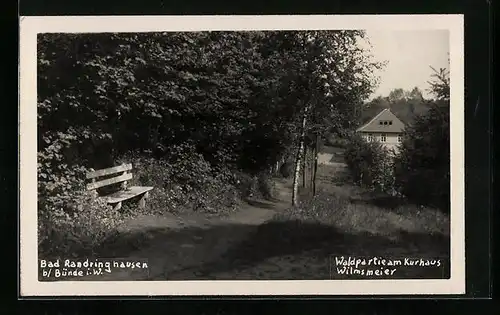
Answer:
231, 170, 277, 200
343, 134, 396, 194
325, 136, 348, 148
257, 172, 277, 199
118, 149, 241, 215
392, 66, 450, 212
394, 104, 450, 212
279, 161, 293, 178
37, 134, 109, 258
39, 190, 126, 258
38, 157, 126, 258
232, 171, 257, 199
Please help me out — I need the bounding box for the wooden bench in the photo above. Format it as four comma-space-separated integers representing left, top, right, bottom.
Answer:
86, 163, 154, 210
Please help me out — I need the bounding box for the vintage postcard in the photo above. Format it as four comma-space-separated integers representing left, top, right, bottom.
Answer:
19, 14, 465, 296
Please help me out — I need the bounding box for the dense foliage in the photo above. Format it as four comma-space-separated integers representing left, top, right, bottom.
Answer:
394, 67, 451, 212
344, 66, 451, 212
38, 32, 290, 173
37, 31, 382, 257
360, 87, 428, 125
344, 133, 395, 194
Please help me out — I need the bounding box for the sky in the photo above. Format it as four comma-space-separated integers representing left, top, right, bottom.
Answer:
361, 30, 450, 100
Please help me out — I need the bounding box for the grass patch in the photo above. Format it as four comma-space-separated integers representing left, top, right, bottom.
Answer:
299, 163, 450, 237
188, 162, 450, 280
277, 192, 449, 237
191, 189, 450, 279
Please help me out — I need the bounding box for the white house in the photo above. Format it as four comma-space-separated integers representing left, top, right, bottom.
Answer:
356, 108, 405, 153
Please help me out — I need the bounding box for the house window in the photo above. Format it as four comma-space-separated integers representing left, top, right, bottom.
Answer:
367, 134, 374, 142
379, 121, 383, 125
389, 121, 393, 125
380, 134, 386, 142
397, 134, 402, 142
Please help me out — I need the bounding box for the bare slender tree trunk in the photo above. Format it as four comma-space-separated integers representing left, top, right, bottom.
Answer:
312, 133, 320, 196
302, 146, 307, 188
309, 144, 314, 189
292, 108, 309, 206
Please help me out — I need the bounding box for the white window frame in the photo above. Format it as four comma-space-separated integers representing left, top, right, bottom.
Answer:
367, 134, 374, 142
380, 133, 387, 142
397, 134, 402, 142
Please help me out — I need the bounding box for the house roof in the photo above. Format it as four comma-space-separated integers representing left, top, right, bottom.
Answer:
356, 108, 405, 133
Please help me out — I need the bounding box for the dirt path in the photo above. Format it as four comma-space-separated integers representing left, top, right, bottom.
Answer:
66, 163, 449, 281
317, 152, 334, 165
80, 178, 294, 281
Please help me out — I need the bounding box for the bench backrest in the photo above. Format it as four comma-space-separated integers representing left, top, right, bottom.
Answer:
86, 163, 133, 191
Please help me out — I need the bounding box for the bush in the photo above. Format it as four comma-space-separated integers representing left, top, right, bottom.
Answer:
257, 172, 277, 199
232, 170, 277, 200
232, 171, 256, 199
36, 127, 126, 258
37, 158, 126, 258
38, 191, 126, 258
279, 161, 293, 178
394, 104, 450, 212
343, 134, 396, 194
118, 149, 241, 215
325, 136, 348, 148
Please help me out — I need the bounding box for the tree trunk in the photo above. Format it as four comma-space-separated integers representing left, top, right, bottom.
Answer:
292, 108, 309, 206
309, 144, 314, 189
312, 133, 320, 196
302, 146, 307, 188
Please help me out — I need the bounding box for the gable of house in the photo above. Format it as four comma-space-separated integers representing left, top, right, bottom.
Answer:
356, 108, 405, 134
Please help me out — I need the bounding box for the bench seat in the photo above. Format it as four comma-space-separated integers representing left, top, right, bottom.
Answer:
104, 186, 154, 204
86, 163, 154, 210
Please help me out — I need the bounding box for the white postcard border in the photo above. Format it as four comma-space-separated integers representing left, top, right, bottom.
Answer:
19, 14, 465, 296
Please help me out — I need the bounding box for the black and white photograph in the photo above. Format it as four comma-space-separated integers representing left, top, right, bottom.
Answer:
20, 15, 465, 296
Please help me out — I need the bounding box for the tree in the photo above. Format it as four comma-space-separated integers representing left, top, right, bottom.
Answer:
38, 32, 300, 223
388, 88, 406, 103
361, 86, 429, 126
37, 30, 383, 211
261, 31, 383, 205
408, 86, 424, 101
427, 66, 450, 102
394, 66, 450, 212
38, 32, 295, 172
344, 133, 394, 193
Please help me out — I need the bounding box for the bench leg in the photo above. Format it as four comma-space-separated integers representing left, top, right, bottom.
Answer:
138, 192, 149, 209
113, 202, 122, 211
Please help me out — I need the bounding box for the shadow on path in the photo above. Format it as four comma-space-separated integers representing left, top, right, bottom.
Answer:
70, 218, 449, 281
243, 199, 279, 209
167, 220, 450, 280
52, 179, 294, 281
45, 174, 450, 282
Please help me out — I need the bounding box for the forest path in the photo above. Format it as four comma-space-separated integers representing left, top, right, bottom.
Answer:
81, 178, 294, 280
317, 152, 334, 165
